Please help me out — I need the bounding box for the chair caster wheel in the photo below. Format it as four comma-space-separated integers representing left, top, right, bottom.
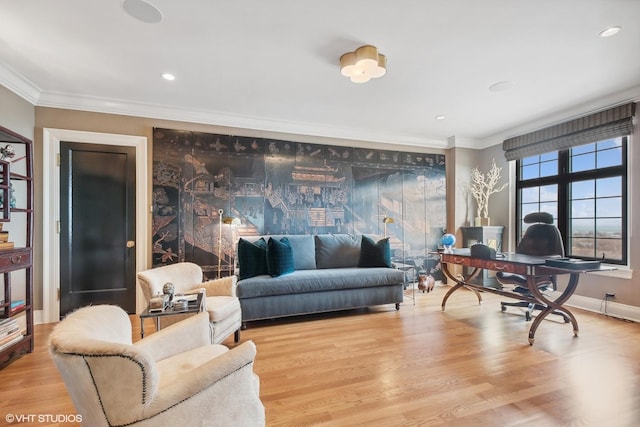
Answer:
501, 305, 506, 312
525, 312, 532, 321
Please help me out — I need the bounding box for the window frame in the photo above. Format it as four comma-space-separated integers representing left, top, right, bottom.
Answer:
515, 136, 628, 265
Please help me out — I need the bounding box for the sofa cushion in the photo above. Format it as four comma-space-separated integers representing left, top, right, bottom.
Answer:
238, 238, 268, 280
315, 234, 361, 269
237, 268, 404, 298
245, 235, 316, 270
267, 237, 295, 277
358, 236, 392, 268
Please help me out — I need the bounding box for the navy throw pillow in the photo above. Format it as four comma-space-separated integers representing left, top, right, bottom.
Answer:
358, 236, 392, 268
267, 237, 295, 277
238, 238, 268, 280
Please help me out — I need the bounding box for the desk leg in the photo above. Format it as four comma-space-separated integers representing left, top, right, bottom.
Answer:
140, 318, 145, 339
526, 273, 580, 344
155, 317, 160, 332
441, 262, 483, 310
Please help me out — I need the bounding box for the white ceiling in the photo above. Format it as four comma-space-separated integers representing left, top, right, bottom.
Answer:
0, 0, 639, 150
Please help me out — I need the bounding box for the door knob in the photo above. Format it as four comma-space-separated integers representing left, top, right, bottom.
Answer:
126, 240, 135, 248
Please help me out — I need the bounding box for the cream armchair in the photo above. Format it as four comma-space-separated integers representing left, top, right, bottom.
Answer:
49, 305, 265, 427
137, 262, 242, 344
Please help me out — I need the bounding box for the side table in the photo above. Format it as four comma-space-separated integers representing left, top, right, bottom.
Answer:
139, 292, 204, 338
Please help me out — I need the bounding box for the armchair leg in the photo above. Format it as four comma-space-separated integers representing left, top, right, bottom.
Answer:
234, 329, 240, 343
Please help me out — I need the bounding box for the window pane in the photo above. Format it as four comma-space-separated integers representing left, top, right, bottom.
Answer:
571, 218, 594, 237
540, 185, 558, 202
596, 197, 622, 217
571, 180, 594, 199
597, 218, 622, 238
539, 202, 557, 218
596, 177, 621, 197
572, 143, 596, 155
540, 152, 558, 162
596, 218, 622, 261
539, 160, 558, 177
521, 187, 539, 204
521, 155, 539, 166
571, 238, 594, 257
572, 199, 594, 217
521, 203, 539, 217
571, 153, 595, 172
596, 238, 622, 261
597, 147, 622, 168
597, 138, 621, 150
521, 164, 539, 180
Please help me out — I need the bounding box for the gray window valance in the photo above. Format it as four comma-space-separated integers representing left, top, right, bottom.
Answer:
503, 102, 636, 161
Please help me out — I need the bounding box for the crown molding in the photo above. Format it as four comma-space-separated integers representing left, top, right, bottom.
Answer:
0, 61, 41, 104
37, 90, 450, 150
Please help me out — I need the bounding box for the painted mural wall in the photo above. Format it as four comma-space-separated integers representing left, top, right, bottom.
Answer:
152, 128, 447, 280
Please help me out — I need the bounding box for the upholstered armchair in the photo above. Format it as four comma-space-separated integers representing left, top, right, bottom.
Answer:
137, 262, 242, 344
49, 305, 265, 427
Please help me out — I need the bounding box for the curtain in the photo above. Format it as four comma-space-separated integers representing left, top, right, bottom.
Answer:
503, 102, 636, 161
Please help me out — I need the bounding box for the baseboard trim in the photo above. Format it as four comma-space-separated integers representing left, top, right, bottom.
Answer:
563, 293, 640, 323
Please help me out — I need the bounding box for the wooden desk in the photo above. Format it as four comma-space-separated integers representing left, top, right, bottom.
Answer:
439, 249, 605, 344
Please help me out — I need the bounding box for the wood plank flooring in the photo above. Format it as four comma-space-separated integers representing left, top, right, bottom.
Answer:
1, 284, 639, 426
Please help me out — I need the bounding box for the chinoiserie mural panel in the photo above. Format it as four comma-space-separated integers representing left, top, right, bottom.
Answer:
152, 128, 447, 280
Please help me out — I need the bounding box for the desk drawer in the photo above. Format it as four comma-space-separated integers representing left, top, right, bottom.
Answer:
442, 254, 528, 275
481, 260, 526, 274
0, 249, 32, 272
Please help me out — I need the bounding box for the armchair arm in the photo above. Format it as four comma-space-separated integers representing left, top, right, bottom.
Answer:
135, 312, 211, 361
195, 275, 237, 296
147, 341, 259, 414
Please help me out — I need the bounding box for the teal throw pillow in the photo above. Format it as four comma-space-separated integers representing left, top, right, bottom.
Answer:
238, 238, 268, 280
358, 236, 392, 268
267, 237, 295, 277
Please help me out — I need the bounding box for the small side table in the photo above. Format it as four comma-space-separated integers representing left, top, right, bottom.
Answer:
139, 292, 204, 338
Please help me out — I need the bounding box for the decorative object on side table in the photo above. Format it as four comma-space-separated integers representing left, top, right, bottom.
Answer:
469, 158, 508, 226
163, 282, 175, 302
441, 233, 456, 253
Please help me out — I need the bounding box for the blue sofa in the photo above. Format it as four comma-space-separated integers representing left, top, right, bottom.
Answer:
236, 234, 404, 325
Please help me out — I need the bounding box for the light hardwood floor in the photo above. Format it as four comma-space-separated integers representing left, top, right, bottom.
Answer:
1, 285, 639, 426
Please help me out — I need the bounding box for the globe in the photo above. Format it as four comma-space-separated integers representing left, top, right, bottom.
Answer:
441, 233, 456, 253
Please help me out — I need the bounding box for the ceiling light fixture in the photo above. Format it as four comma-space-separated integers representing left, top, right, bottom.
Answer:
122, 0, 163, 24
340, 45, 386, 83
162, 73, 175, 81
599, 26, 621, 38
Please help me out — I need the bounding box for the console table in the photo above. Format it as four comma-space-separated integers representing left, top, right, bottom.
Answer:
439, 249, 606, 344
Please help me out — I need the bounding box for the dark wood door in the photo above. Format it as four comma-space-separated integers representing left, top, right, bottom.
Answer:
59, 142, 136, 317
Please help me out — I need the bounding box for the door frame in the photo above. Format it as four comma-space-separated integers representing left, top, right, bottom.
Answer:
42, 128, 149, 323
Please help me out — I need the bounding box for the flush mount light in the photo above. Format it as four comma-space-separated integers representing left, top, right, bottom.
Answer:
122, 0, 163, 24
599, 26, 621, 38
340, 45, 386, 83
162, 73, 175, 81
435, 115, 446, 120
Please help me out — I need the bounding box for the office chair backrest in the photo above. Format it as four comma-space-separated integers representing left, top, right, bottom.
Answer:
516, 212, 564, 257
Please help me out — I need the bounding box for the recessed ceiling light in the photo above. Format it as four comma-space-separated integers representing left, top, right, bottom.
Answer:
435, 115, 445, 120
122, 0, 163, 24
599, 26, 621, 38
162, 73, 175, 81
488, 81, 514, 93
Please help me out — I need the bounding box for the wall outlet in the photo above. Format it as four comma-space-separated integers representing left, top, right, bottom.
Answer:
605, 292, 616, 298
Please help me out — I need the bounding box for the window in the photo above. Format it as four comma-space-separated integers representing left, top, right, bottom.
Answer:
516, 136, 627, 264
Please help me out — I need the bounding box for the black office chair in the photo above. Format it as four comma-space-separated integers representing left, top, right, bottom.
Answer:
496, 212, 570, 322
